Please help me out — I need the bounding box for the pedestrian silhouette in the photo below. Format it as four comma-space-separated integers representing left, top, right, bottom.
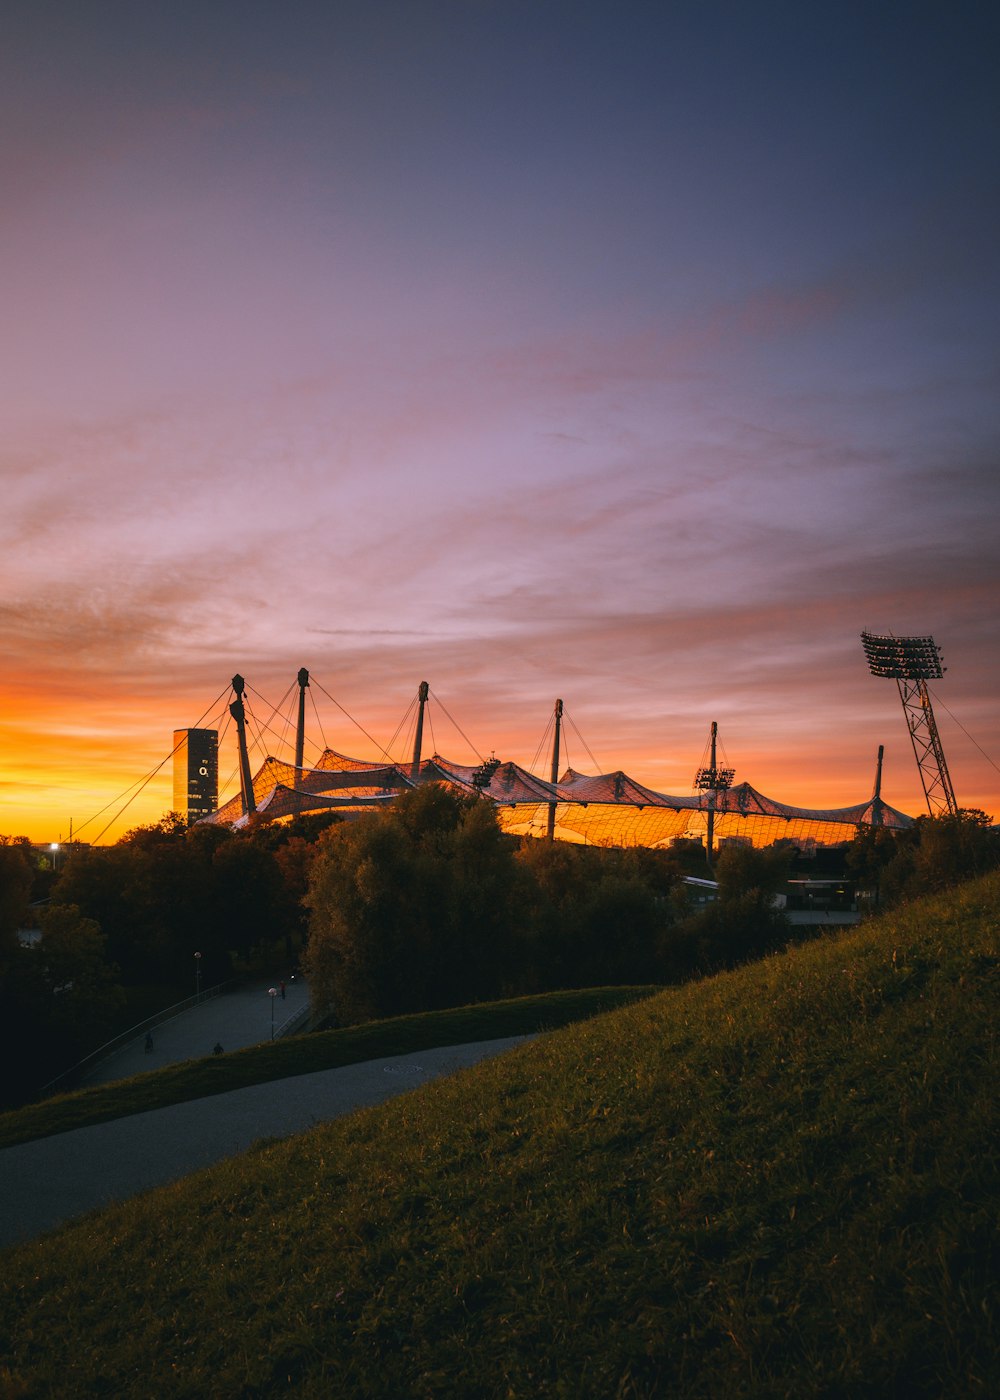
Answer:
213, 1042, 224, 1056
280, 980, 286, 999
144, 1033, 154, 1054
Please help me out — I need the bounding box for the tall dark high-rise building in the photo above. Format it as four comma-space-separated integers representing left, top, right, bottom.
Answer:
173, 728, 218, 824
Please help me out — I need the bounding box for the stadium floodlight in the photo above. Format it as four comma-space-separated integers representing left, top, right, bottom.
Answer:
693, 722, 735, 871
694, 765, 735, 791
861, 632, 945, 681
471, 756, 501, 792
860, 631, 957, 818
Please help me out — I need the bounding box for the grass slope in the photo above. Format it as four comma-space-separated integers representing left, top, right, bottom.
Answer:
2, 875, 998, 1398
0, 986, 658, 1151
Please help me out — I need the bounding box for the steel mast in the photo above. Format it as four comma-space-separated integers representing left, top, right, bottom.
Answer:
411, 681, 429, 781
694, 721, 735, 870
294, 667, 309, 788
861, 632, 958, 817
546, 698, 563, 840
870, 743, 885, 827
229, 674, 257, 819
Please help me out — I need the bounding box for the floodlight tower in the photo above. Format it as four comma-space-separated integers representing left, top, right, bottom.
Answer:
860, 632, 958, 817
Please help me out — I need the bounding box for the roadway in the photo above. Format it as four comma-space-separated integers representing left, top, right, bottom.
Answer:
3, 976, 534, 1250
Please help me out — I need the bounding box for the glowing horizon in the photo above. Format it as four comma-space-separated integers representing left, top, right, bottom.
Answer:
3, 660, 995, 846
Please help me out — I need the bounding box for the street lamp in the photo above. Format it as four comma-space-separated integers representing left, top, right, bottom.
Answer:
194, 951, 202, 999
268, 987, 278, 1040
49, 843, 60, 873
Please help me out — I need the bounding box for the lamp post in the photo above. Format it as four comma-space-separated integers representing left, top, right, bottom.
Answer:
268, 987, 278, 1040
194, 951, 202, 1000
49, 843, 60, 873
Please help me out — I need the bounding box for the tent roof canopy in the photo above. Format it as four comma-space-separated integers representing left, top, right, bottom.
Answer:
203, 750, 913, 844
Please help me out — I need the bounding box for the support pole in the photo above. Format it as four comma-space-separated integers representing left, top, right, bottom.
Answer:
229, 674, 257, 819
411, 681, 429, 781
694, 721, 734, 875
546, 698, 563, 841
294, 668, 309, 788
871, 743, 885, 828
706, 721, 718, 871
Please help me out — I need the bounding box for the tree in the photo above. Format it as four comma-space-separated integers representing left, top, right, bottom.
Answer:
26, 904, 126, 1048
117, 813, 188, 848
54, 844, 154, 982
211, 837, 299, 965
0, 835, 34, 955
305, 786, 519, 1023
0, 836, 41, 1104
52, 812, 321, 991
672, 842, 792, 973
1, 903, 126, 1105
845, 823, 901, 903
878, 809, 999, 906
246, 811, 344, 851
514, 839, 677, 992
271, 837, 320, 948
844, 809, 1000, 910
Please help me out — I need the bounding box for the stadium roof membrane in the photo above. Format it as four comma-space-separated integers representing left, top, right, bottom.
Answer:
205, 751, 913, 849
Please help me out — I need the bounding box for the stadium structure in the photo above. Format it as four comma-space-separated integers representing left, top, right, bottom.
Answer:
196, 671, 915, 851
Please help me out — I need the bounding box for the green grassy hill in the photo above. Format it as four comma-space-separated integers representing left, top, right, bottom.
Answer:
2, 873, 998, 1398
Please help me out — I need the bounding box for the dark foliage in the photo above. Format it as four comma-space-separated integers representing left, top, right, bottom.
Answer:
847, 808, 999, 910
0, 815, 331, 1106
305, 793, 803, 1024
666, 842, 793, 976
305, 786, 521, 1022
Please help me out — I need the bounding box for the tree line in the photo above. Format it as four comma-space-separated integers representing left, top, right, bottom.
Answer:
0, 814, 333, 1106
302, 790, 999, 1025
1, 792, 996, 1106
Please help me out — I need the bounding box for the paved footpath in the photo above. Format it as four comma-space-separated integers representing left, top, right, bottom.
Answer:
82, 975, 312, 1087
0, 1037, 531, 1251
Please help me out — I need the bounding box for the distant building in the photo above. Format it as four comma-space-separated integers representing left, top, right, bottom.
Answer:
173, 728, 218, 824
681, 875, 719, 908
778, 879, 860, 927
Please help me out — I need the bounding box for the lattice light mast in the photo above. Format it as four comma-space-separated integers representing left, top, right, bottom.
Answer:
860, 632, 958, 817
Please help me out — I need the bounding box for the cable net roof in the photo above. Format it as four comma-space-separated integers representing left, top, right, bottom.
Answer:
207, 754, 415, 829
204, 751, 913, 847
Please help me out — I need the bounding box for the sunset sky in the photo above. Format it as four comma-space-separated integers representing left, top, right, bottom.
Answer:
2, 1, 998, 843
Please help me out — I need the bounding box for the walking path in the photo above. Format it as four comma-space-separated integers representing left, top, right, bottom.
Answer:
82, 975, 311, 1087
0, 1037, 531, 1250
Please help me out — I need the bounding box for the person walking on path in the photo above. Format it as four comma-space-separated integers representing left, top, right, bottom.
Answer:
280, 980, 286, 1000
144, 1033, 154, 1054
